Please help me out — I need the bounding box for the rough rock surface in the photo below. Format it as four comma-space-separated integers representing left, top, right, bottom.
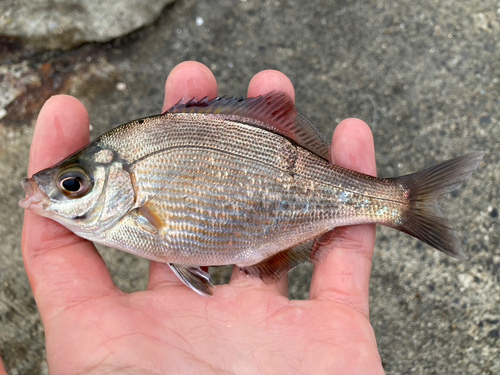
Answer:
0, 0, 176, 50
0, 0, 499, 374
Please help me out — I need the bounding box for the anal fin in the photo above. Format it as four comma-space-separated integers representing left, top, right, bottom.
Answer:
169, 263, 214, 296
310, 227, 350, 260
240, 240, 314, 283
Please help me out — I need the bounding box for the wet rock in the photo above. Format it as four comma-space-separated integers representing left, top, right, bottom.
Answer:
0, 61, 41, 121
0, 0, 176, 51
0, 45, 117, 126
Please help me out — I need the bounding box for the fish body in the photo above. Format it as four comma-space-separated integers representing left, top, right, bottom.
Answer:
20, 93, 484, 295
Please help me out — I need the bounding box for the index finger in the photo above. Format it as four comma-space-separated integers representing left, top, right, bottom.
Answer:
22, 95, 117, 318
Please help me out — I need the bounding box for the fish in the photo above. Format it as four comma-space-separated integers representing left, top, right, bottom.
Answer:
19, 92, 484, 296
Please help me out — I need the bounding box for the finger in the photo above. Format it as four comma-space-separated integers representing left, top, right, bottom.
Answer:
229, 70, 295, 297
0, 356, 6, 375
22, 96, 117, 319
309, 118, 376, 318
148, 62, 218, 290
247, 69, 295, 100
163, 61, 218, 112
27, 95, 90, 176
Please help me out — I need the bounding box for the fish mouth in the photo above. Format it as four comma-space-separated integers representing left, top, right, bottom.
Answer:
19, 178, 49, 210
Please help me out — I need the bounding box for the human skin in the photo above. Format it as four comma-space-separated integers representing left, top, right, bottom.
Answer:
19, 61, 384, 374
0, 357, 6, 375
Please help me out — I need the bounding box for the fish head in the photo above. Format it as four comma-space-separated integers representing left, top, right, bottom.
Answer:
20, 145, 136, 235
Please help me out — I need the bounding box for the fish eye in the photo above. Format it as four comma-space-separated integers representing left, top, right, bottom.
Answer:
57, 167, 92, 198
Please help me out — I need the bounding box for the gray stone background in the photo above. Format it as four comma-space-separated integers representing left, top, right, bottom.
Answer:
0, 0, 499, 374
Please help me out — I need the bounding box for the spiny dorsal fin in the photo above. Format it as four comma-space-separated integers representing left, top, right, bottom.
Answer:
165, 92, 331, 161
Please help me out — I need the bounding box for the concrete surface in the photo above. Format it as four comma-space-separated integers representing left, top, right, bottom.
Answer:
0, 0, 499, 374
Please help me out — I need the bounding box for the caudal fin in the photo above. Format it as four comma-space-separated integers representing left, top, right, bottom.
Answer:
391, 152, 484, 259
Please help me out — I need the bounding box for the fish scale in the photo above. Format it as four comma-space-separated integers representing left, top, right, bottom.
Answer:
108, 144, 398, 265
20, 92, 484, 295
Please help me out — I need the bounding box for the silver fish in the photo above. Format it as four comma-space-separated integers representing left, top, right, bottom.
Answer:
20, 92, 484, 295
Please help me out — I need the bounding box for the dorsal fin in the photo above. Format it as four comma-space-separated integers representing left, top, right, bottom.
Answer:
164, 91, 331, 161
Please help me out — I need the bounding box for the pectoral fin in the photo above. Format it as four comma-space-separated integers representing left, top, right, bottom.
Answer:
168, 263, 214, 296
138, 203, 167, 234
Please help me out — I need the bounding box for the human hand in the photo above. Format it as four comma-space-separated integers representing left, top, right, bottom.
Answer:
22, 61, 384, 374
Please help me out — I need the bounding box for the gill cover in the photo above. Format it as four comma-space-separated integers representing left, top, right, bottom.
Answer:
31, 146, 136, 233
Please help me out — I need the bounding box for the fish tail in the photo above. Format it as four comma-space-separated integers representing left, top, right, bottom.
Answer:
390, 152, 484, 259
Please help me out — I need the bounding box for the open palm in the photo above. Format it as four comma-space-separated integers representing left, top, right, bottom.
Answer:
21, 62, 384, 374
